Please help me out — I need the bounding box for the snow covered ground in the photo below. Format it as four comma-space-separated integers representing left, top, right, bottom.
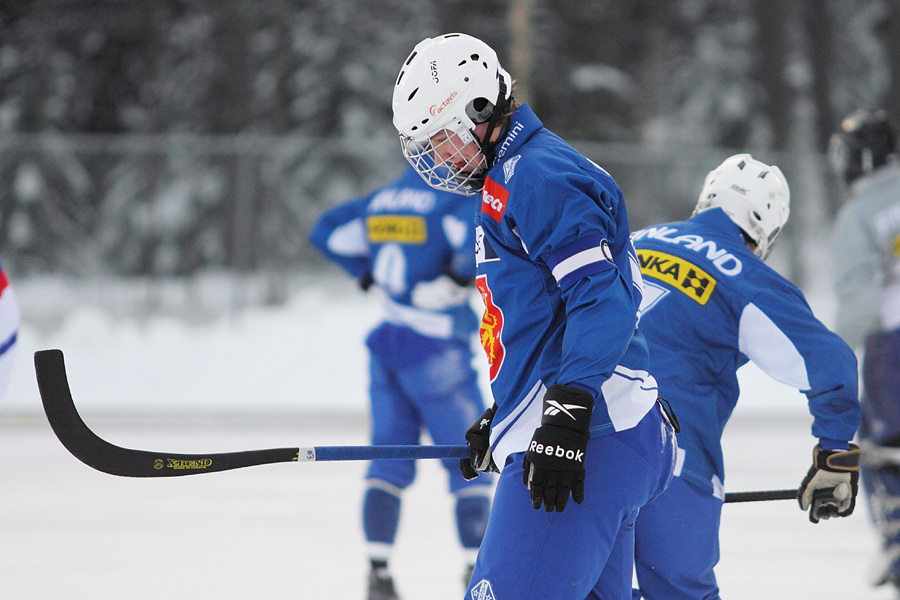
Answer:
0, 275, 896, 599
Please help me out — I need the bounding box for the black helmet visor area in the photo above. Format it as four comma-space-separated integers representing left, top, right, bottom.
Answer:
832, 109, 898, 184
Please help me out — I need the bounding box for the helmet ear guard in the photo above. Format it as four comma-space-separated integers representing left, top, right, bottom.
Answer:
466, 97, 496, 124
694, 154, 790, 260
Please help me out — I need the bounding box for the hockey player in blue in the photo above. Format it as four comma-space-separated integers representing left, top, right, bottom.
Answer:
631, 154, 862, 600
309, 163, 493, 600
392, 33, 677, 600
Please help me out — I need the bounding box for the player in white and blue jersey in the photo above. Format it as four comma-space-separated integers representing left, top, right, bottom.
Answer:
829, 109, 900, 591
0, 260, 18, 398
309, 163, 493, 600
631, 154, 862, 599
392, 33, 676, 600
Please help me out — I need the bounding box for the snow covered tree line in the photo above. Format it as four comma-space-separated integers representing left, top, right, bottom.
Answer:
0, 0, 896, 287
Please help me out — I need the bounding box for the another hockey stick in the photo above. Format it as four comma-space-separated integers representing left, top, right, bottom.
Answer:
34, 349, 469, 478
724, 489, 797, 503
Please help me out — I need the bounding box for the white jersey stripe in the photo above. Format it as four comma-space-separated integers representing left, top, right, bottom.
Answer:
738, 302, 810, 390
601, 366, 658, 431
550, 246, 609, 284
381, 296, 453, 340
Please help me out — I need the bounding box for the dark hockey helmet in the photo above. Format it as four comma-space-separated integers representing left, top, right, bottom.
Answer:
828, 109, 897, 186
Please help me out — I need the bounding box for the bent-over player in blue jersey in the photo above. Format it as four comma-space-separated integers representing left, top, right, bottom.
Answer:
392, 33, 677, 600
309, 164, 493, 600
631, 154, 862, 600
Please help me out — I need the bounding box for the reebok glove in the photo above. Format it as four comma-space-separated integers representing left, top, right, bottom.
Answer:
460, 405, 498, 481
523, 384, 594, 512
797, 443, 861, 523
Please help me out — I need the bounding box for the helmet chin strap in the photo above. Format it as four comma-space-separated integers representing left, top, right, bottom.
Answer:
472, 82, 513, 171
477, 114, 511, 169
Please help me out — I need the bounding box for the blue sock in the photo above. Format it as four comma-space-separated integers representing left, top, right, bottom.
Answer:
364, 486, 402, 544
456, 495, 490, 549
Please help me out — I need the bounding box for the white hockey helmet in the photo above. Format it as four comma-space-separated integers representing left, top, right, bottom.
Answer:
392, 33, 513, 195
693, 154, 790, 260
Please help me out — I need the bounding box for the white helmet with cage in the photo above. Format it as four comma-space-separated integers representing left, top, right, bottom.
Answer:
392, 33, 513, 196
693, 153, 790, 260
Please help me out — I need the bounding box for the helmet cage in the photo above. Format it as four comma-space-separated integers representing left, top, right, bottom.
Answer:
399, 121, 489, 196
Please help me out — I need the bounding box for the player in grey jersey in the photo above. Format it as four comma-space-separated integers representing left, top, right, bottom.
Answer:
830, 108, 900, 592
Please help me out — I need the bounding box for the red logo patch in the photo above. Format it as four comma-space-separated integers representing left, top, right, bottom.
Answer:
475, 275, 505, 382
481, 177, 508, 222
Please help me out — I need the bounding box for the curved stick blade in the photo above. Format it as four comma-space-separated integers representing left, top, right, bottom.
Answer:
34, 349, 298, 477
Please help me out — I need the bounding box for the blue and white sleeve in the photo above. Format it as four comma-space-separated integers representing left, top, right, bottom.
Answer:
738, 285, 860, 445
308, 198, 371, 280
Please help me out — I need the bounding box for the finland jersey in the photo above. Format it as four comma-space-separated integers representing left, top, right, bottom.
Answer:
308, 164, 479, 347
474, 104, 659, 471
632, 209, 861, 497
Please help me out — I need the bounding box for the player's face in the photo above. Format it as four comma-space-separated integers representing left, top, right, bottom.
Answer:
429, 127, 485, 174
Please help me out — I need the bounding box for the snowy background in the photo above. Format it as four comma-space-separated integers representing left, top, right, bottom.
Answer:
0, 275, 895, 600
1, 2, 899, 598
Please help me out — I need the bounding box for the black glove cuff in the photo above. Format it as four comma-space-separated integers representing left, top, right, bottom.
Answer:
358, 273, 374, 291
541, 384, 594, 435
465, 405, 496, 441
814, 443, 861, 472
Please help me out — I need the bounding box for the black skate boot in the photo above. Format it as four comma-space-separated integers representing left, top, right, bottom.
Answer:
367, 566, 399, 600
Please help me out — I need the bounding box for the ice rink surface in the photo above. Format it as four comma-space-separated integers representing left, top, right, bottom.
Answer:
0, 278, 896, 600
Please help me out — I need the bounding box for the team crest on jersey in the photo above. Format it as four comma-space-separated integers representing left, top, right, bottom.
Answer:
366, 215, 427, 244
481, 177, 508, 222
475, 275, 505, 382
470, 578, 496, 600
503, 155, 521, 184
637, 249, 716, 305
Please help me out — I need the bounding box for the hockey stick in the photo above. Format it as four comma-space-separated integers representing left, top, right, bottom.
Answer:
34, 349, 469, 478
34, 349, 807, 500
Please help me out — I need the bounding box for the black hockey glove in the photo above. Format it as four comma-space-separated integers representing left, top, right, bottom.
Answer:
797, 443, 861, 523
523, 384, 594, 512
358, 273, 375, 291
460, 405, 498, 481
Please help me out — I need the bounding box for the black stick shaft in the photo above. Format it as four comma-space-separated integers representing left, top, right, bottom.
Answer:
724, 489, 798, 503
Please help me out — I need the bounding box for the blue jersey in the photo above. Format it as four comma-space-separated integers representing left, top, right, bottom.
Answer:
309, 165, 480, 350
632, 208, 861, 497
474, 104, 659, 470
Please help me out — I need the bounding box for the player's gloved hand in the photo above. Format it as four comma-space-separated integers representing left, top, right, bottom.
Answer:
358, 273, 374, 291
523, 384, 594, 512
797, 443, 861, 523
460, 405, 498, 480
